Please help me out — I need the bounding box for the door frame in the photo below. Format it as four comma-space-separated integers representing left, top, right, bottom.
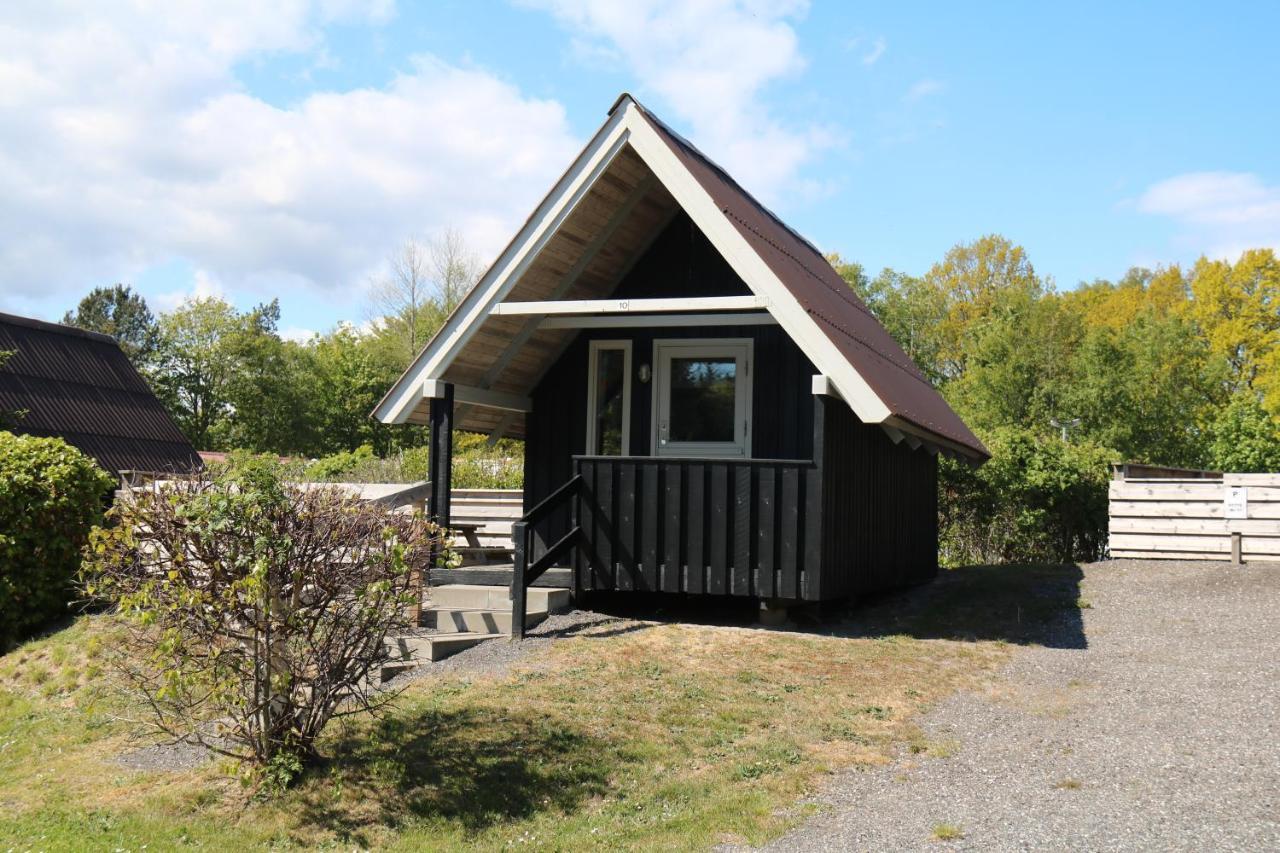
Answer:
650, 337, 753, 458
585, 339, 632, 455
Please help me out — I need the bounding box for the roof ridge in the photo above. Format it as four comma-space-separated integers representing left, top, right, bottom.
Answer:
0, 311, 118, 345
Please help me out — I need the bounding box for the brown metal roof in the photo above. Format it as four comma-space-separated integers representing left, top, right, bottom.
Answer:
0, 312, 202, 475
622, 99, 988, 459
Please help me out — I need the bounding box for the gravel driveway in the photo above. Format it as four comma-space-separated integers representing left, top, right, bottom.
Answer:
766, 559, 1280, 851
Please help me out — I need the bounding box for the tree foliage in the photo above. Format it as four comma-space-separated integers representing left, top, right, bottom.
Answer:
844, 239, 1280, 562
0, 432, 113, 649
939, 429, 1113, 565
62, 284, 159, 367
1206, 393, 1280, 473
82, 456, 444, 772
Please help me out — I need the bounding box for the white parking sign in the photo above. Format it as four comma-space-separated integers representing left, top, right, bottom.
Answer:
1225, 486, 1249, 520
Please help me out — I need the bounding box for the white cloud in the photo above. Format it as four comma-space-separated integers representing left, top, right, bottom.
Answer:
520, 0, 832, 203
280, 326, 319, 344
905, 78, 945, 102
154, 269, 226, 312
1137, 171, 1280, 258
0, 2, 580, 312
859, 36, 887, 66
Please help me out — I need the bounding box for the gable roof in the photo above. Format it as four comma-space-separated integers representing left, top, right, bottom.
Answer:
375, 94, 987, 460
0, 312, 202, 476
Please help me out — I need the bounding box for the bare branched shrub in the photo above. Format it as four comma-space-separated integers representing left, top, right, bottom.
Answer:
82, 456, 443, 775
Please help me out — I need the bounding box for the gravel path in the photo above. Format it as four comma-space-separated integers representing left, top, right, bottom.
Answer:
766, 559, 1280, 852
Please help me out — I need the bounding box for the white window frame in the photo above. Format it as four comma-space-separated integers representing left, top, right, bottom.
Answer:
585, 340, 632, 456
651, 338, 753, 458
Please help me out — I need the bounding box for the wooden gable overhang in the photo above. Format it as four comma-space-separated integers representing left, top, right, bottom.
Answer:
374, 95, 989, 462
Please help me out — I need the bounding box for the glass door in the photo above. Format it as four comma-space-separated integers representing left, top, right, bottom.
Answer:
653, 339, 752, 457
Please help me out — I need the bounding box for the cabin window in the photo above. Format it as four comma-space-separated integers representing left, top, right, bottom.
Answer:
586, 340, 632, 455
653, 339, 753, 457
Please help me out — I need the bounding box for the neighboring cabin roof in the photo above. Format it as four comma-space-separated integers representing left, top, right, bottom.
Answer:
375, 93, 988, 460
0, 312, 202, 475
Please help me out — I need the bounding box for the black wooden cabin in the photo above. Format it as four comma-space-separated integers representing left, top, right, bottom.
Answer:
375, 94, 988, 627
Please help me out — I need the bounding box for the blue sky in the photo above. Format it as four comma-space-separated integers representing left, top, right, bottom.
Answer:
2, 1, 1278, 338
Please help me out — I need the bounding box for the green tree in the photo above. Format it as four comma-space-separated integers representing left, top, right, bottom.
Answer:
920, 234, 1045, 382
1206, 393, 1280, 472
218, 300, 313, 454
151, 297, 240, 448
1060, 311, 1222, 467
1186, 249, 1280, 409
299, 325, 412, 456
150, 297, 315, 453
62, 284, 159, 367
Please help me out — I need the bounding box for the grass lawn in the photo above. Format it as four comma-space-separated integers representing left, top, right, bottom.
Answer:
0, 564, 1082, 850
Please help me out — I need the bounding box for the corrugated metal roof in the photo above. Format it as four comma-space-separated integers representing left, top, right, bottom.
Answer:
0, 312, 202, 475
623, 98, 988, 459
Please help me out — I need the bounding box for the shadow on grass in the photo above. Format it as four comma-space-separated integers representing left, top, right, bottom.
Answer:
833, 563, 1088, 650
297, 704, 613, 846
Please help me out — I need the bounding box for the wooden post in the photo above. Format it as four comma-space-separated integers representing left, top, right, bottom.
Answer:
428, 382, 455, 528
511, 521, 528, 641
803, 394, 825, 600
1231, 531, 1243, 565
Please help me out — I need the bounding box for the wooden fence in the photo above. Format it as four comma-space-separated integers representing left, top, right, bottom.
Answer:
447, 488, 522, 550
1108, 473, 1280, 561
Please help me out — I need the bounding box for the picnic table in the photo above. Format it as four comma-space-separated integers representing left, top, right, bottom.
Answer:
450, 521, 485, 549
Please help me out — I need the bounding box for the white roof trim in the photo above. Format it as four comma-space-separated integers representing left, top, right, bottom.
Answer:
376, 96, 895, 430
621, 102, 892, 425
374, 107, 632, 424
493, 295, 768, 316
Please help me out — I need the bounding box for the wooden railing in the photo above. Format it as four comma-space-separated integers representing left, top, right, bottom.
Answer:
573, 455, 817, 600
510, 474, 583, 639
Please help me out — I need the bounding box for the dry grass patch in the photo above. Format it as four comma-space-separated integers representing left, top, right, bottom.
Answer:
1, 618, 1007, 850
0, 561, 1092, 850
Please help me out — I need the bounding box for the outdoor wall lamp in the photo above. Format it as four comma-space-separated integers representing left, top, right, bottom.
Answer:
637, 363, 651, 383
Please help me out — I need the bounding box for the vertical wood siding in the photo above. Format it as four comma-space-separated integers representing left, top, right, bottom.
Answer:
575, 456, 817, 598
814, 396, 938, 598
521, 213, 942, 600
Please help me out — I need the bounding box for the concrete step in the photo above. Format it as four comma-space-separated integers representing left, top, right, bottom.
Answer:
429, 565, 572, 588
428, 584, 571, 613
429, 606, 547, 635
385, 631, 495, 666
378, 659, 418, 683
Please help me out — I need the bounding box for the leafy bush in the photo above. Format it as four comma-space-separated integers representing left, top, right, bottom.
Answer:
1207, 393, 1280, 472
940, 427, 1113, 565
82, 455, 444, 773
304, 443, 378, 480
0, 432, 113, 650
304, 436, 522, 489
454, 455, 523, 489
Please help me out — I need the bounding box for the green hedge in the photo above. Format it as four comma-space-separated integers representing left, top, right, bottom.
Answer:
0, 432, 113, 649
940, 427, 1113, 566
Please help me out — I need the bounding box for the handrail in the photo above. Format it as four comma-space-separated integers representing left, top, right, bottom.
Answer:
521, 474, 584, 528
511, 475, 583, 640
